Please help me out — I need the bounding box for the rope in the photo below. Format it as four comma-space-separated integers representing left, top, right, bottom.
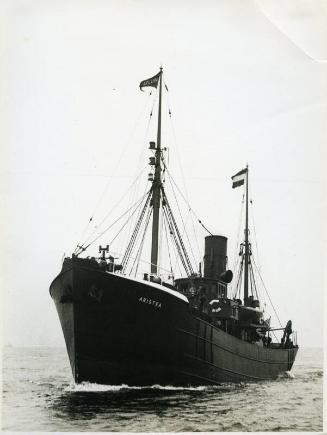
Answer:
164, 163, 198, 268
135, 207, 152, 277
115, 89, 157, 257
119, 177, 151, 259
131, 206, 153, 277
249, 183, 261, 271
77, 189, 151, 255
233, 256, 244, 299
157, 193, 165, 274
197, 219, 213, 236
249, 262, 259, 301
163, 215, 174, 278
164, 85, 202, 259
252, 257, 282, 328
106, 248, 173, 275
75, 90, 155, 254
162, 205, 190, 277
232, 194, 245, 272
75, 165, 148, 253
162, 188, 194, 275
121, 191, 152, 272
74, 92, 153, 249
162, 161, 213, 236
108, 198, 148, 247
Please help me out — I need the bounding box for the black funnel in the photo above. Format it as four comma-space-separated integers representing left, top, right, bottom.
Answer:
203, 235, 227, 280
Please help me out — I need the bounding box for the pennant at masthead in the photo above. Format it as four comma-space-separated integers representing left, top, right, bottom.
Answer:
139, 72, 161, 91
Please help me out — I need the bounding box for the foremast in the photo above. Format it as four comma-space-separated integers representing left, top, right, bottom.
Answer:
145, 67, 193, 277
244, 164, 250, 305
89, 67, 194, 279
150, 67, 163, 274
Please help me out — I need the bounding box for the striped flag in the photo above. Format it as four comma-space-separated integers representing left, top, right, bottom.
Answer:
231, 168, 247, 188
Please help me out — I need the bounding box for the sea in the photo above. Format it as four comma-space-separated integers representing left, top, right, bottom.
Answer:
2, 346, 323, 432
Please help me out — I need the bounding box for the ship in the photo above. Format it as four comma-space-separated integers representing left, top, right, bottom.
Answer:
50, 68, 298, 385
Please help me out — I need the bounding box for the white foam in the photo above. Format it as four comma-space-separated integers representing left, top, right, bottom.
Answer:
277, 371, 295, 380
66, 381, 206, 392
285, 371, 295, 379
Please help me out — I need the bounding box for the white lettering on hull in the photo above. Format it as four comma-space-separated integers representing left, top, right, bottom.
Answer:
138, 296, 162, 309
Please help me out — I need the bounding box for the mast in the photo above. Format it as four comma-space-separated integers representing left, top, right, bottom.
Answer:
150, 67, 163, 274
244, 164, 249, 305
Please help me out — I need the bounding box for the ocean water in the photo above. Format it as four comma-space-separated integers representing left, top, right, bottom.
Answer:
2, 346, 323, 432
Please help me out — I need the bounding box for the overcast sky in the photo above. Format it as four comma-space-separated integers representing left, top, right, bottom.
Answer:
1, 0, 326, 348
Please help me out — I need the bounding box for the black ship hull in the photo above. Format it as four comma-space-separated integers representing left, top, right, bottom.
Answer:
50, 258, 298, 386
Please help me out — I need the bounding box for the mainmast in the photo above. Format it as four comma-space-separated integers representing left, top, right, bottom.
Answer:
244, 164, 249, 305
150, 67, 163, 274
232, 165, 251, 304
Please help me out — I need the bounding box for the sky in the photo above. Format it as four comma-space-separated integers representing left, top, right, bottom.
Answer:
1, 0, 326, 348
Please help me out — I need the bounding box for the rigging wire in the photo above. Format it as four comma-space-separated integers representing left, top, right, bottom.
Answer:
105, 248, 173, 275
75, 165, 148, 252
158, 200, 166, 275
171, 209, 192, 276
164, 161, 198, 269
121, 191, 152, 272
164, 82, 202, 259
162, 205, 191, 277
120, 91, 157, 256
130, 206, 153, 277
76, 188, 151, 255
232, 194, 245, 273
162, 205, 188, 275
162, 161, 213, 236
248, 185, 267, 308
133, 208, 153, 277
234, 256, 244, 300
163, 207, 185, 278
248, 189, 267, 308
252, 257, 282, 328
251, 263, 260, 301
162, 188, 194, 276
74, 92, 154, 249
118, 178, 151, 258
230, 188, 268, 313
90, 165, 148, 238
249, 183, 261, 271
232, 256, 242, 298
248, 261, 259, 301
163, 215, 174, 279
108, 196, 149, 247
174, 209, 192, 270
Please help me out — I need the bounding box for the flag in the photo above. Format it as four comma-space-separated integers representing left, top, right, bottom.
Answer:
139, 72, 161, 91
231, 168, 247, 188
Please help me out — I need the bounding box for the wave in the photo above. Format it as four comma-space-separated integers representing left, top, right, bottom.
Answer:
299, 369, 323, 382
285, 371, 295, 379
66, 382, 207, 392
277, 371, 295, 380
